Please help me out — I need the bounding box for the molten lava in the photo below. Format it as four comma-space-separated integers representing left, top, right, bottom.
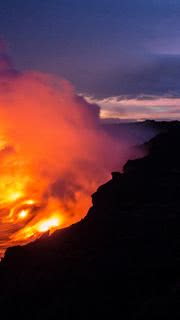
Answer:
0, 62, 136, 257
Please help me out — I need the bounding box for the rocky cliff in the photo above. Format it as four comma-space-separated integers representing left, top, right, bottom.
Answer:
1, 127, 180, 319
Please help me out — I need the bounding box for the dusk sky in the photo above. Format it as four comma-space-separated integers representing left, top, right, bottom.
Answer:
1, 0, 180, 120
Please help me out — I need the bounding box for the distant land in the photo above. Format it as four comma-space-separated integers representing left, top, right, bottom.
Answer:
102, 119, 180, 145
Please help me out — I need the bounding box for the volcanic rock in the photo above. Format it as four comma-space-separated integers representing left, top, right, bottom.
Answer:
1, 126, 180, 319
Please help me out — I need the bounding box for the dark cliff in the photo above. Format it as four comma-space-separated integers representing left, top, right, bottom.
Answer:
1, 127, 180, 319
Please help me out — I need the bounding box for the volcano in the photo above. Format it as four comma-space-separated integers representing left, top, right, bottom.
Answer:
1, 122, 180, 319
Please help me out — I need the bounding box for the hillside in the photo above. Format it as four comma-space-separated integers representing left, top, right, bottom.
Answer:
1, 125, 180, 319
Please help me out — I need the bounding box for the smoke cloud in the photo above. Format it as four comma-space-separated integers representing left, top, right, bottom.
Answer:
0, 48, 142, 256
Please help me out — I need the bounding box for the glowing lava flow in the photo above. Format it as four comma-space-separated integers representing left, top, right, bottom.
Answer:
1, 190, 64, 252
0, 162, 65, 257
0, 61, 135, 258
18, 209, 29, 219
37, 216, 61, 233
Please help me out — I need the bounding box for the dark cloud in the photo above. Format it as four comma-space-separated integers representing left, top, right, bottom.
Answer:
1, 1, 180, 119
82, 54, 180, 99
1, 1, 180, 99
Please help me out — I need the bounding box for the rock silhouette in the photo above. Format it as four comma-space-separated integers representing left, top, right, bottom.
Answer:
1, 123, 180, 319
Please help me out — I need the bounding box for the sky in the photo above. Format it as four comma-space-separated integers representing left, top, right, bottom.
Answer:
1, 0, 180, 121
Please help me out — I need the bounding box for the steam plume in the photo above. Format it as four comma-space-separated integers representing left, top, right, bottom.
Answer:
0, 47, 139, 256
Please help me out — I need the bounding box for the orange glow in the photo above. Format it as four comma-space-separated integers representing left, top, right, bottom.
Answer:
7, 191, 23, 202
24, 199, 35, 205
0, 69, 133, 258
18, 209, 29, 219
37, 216, 61, 232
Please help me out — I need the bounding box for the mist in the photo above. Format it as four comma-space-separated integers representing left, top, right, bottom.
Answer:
0, 50, 147, 256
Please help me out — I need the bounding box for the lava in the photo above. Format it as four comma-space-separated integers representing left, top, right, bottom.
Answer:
37, 216, 61, 233
0, 50, 137, 257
